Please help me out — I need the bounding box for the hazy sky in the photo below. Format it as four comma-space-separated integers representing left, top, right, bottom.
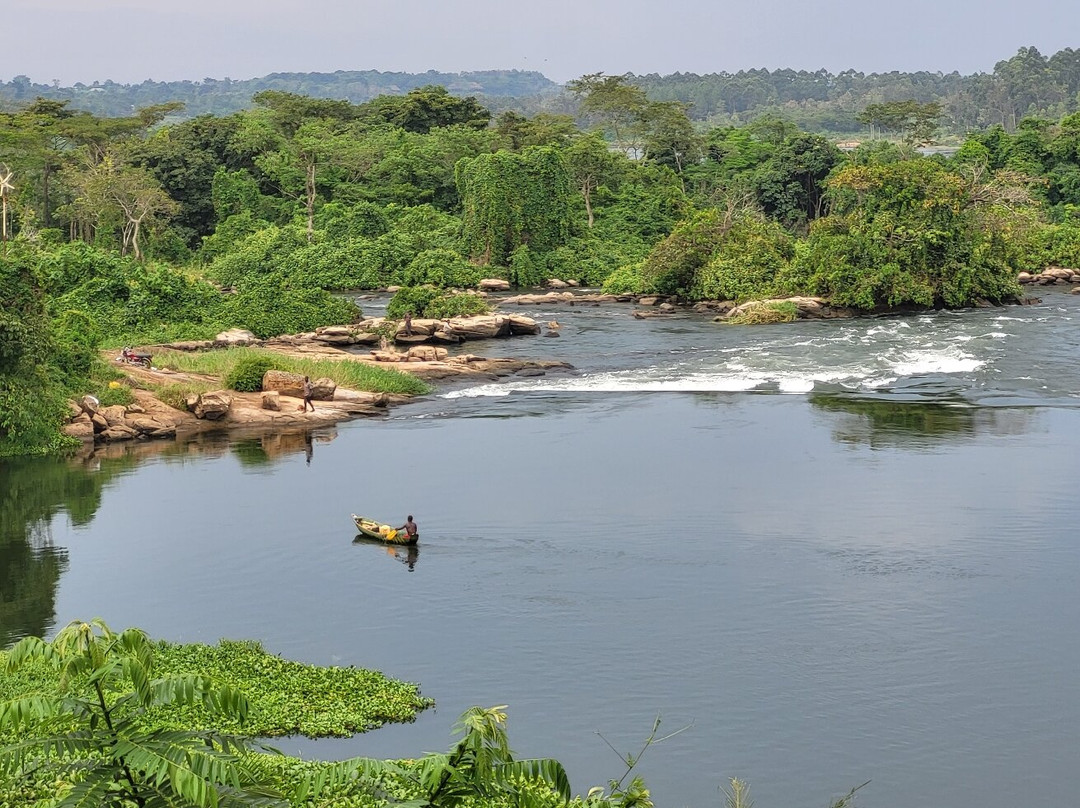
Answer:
5, 0, 1078, 86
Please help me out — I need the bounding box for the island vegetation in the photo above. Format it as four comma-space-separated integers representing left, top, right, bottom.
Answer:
4, 50, 1080, 458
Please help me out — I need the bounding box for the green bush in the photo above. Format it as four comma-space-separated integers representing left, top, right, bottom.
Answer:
224, 355, 279, 392
402, 248, 482, 288
425, 292, 491, 319
222, 281, 361, 338
601, 262, 648, 294
387, 287, 491, 319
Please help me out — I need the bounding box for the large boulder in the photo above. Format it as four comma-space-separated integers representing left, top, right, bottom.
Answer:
62, 418, 95, 441
79, 395, 101, 415
546, 278, 569, 289
478, 278, 511, 292
214, 328, 259, 347
405, 345, 449, 362
311, 377, 337, 400
125, 416, 176, 438
262, 370, 305, 398
261, 391, 281, 411
191, 391, 232, 420
448, 315, 510, 340
507, 315, 541, 335
100, 405, 129, 427
90, 413, 108, 433
100, 424, 137, 442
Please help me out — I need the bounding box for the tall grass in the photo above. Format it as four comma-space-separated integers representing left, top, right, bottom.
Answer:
152, 347, 431, 396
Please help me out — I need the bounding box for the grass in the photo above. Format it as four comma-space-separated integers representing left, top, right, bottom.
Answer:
152, 347, 432, 397
725, 300, 800, 325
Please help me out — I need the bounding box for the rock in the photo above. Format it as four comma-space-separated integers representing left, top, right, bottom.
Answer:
125, 404, 146, 414
448, 315, 510, 340
1072, 286, 1080, 295
125, 416, 172, 437
406, 345, 449, 362
261, 391, 281, 411
100, 404, 129, 427
638, 296, 659, 306
546, 278, 569, 289
90, 413, 108, 433
479, 278, 511, 292
164, 340, 214, 351
62, 419, 95, 441
507, 315, 541, 335
192, 391, 232, 420
262, 370, 306, 398
80, 394, 101, 415
66, 400, 83, 420
386, 285, 402, 293
100, 425, 137, 442
1018, 272, 1033, 283
516, 368, 546, 377
567, 279, 580, 287
214, 328, 259, 347
543, 329, 561, 337
370, 350, 405, 362
311, 377, 337, 400
1047, 267, 1074, 280
658, 302, 676, 313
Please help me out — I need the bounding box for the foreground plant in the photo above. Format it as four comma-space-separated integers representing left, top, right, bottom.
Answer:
0, 619, 284, 808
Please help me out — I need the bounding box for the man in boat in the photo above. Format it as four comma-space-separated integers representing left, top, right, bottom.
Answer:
398, 515, 418, 540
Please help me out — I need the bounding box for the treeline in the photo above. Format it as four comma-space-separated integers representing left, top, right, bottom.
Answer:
4, 47, 1080, 137
4, 77, 1080, 455
0, 69, 560, 119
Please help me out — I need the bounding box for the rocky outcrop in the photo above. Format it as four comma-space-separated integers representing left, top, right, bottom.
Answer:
214, 328, 260, 347
261, 391, 281, 411
262, 370, 305, 398
717, 296, 855, 322
311, 377, 337, 400
1019, 266, 1080, 285
405, 345, 449, 362
478, 278, 511, 291
447, 315, 511, 340
501, 291, 635, 305
63, 397, 183, 443
186, 390, 232, 420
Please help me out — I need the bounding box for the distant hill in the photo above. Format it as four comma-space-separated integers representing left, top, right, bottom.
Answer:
0, 69, 561, 118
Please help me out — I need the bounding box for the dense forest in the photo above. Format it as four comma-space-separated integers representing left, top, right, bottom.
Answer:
4, 55, 1080, 456
4, 46, 1080, 135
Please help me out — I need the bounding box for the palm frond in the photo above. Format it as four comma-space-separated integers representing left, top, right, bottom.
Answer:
54, 765, 120, 808
494, 759, 571, 803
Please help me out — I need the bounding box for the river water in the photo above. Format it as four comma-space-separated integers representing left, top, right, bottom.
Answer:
3, 290, 1080, 808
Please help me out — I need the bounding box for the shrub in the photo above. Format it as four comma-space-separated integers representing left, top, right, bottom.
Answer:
224, 355, 279, 392
402, 248, 482, 288
425, 292, 491, 319
387, 287, 491, 319
602, 262, 648, 294
725, 300, 799, 325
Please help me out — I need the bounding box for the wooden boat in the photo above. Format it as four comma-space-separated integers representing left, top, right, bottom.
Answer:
352, 514, 418, 545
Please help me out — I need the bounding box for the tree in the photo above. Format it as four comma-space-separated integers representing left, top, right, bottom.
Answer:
0, 619, 284, 807
565, 133, 625, 227
567, 73, 649, 157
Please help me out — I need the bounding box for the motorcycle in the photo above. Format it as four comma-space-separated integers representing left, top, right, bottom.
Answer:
118, 347, 152, 368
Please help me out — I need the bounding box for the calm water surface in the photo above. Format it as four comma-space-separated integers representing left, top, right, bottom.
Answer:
3, 290, 1080, 808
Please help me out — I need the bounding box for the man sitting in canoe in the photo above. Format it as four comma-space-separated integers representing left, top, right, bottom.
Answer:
398, 515, 419, 540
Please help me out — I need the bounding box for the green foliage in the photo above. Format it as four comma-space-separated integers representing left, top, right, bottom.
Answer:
0, 619, 281, 808
509, 244, 545, 288
425, 293, 491, 319
387, 287, 491, 320
725, 300, 799, 325
403, 248, 482, 288
694, 217, 796, 301
601, 263, 648, 294
456, 147, 572, 266
224, 355, 279, 392
155, 348, 432, 397
221, 281, 361, 339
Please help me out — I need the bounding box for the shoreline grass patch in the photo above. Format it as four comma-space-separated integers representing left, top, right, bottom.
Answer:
153, 347, 432, 397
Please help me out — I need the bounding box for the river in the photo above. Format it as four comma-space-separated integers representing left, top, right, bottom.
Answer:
3, 289, 1080, 808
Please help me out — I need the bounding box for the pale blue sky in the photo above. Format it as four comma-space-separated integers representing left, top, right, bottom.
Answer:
5, 0, 1078, 85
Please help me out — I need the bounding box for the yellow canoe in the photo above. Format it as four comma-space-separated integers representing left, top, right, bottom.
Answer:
352, 514, 418, 545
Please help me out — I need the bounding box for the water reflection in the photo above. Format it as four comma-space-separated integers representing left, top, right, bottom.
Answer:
0, 453, 137, 646
810, 394, 1037, 449
232, 429, 338, 469
352, 536, 420, 571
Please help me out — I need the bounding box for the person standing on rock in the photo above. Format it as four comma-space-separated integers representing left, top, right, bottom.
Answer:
302, 376, 315, 412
